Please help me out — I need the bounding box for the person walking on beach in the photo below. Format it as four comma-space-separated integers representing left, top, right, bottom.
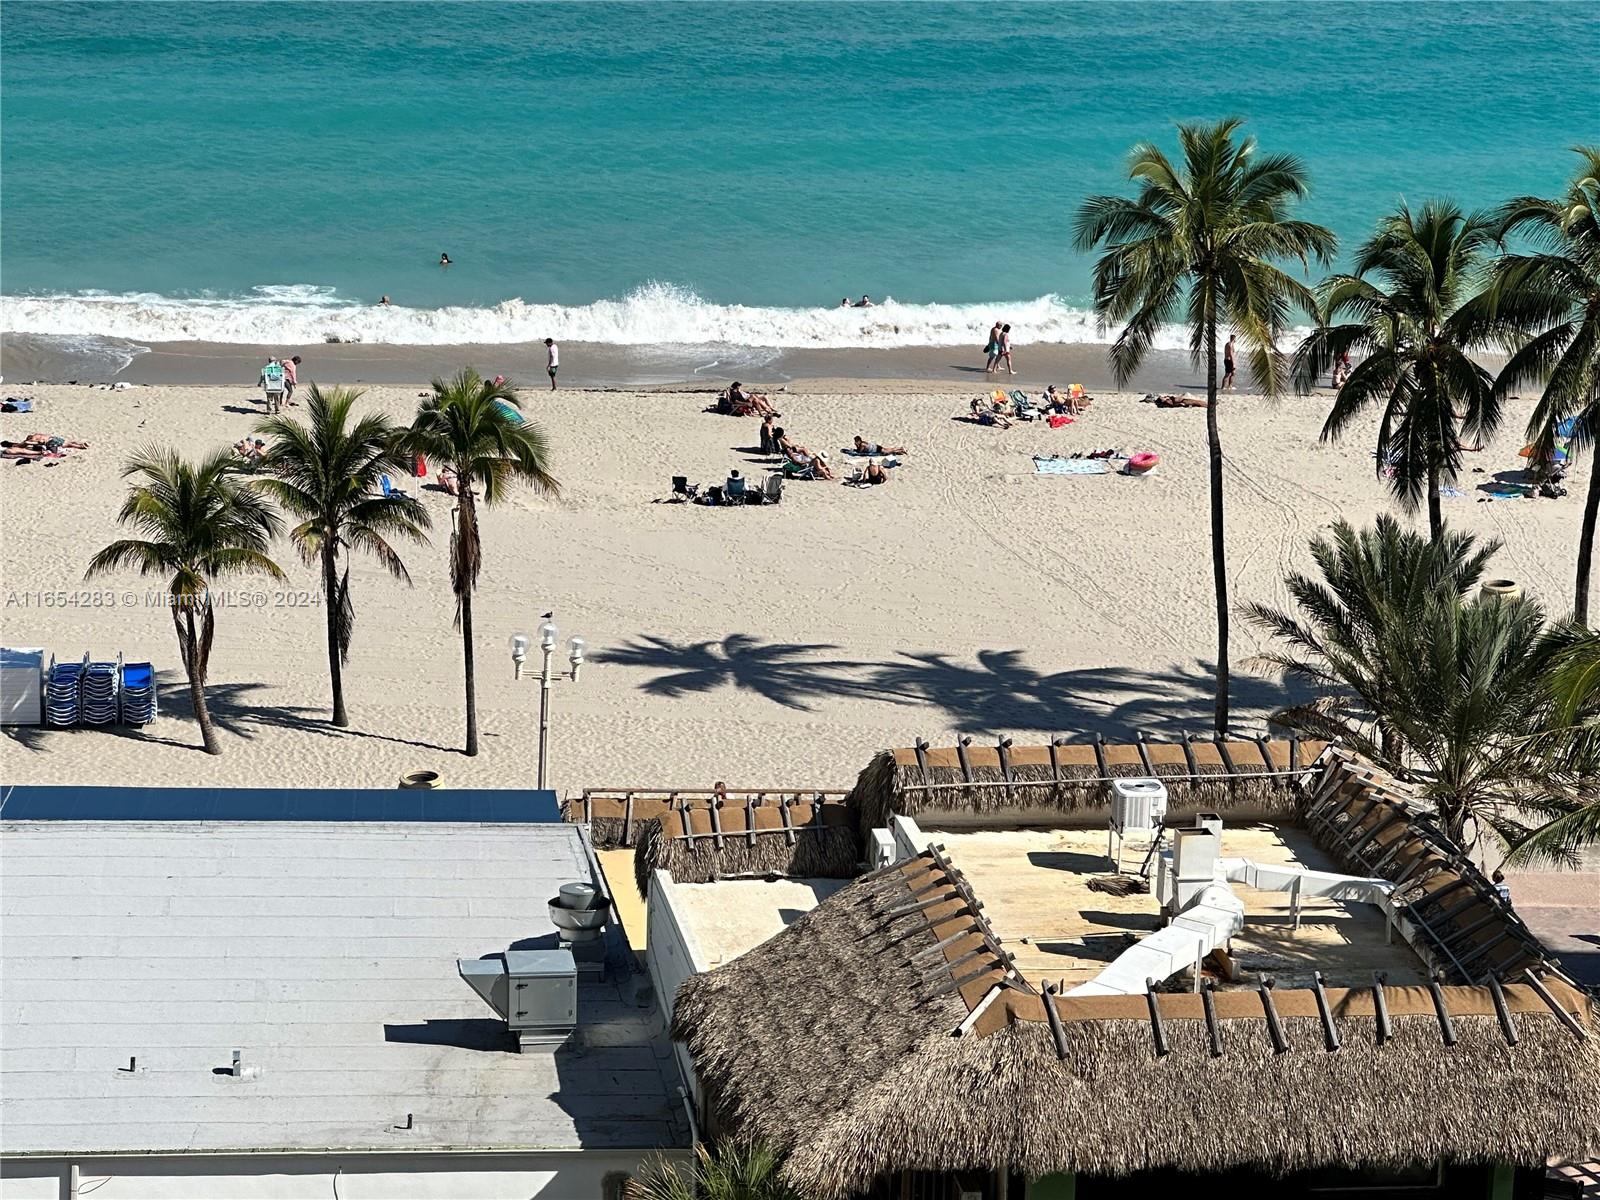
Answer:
545, 338, 559, 390
1222, 334, 1237, 391
281, 354, 301, 404
258, 357, 286, 414
984, 321, 1002, 373
998, 323, 1015, 375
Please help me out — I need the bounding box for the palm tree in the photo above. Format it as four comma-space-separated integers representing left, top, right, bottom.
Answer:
86, 447, 283, 754
1514, 629, 1600, 864
397, 370, 558, 757
626, 1142, 799, 1200
1294, 200, 1502, 544
1248, 519, 1574, 856
1074, 119, 1334, 733
254, 385, 431, 727
1244, 514, 1499, 763
1484, 147, 1600, 622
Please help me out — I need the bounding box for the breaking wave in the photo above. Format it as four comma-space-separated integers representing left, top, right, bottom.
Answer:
0, 281, 1205, 350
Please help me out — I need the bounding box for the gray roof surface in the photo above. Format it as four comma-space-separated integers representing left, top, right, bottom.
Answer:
0, 820, 685, 1156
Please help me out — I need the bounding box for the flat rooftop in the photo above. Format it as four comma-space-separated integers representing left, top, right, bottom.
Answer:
0, 820, 685, 1157
660, 875, 850, 969
942, 825, 1428, 989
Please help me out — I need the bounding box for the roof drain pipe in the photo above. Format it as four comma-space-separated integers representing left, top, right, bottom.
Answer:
677, 1085, 701, 1147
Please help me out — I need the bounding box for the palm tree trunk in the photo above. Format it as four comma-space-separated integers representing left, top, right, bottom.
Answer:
461, 585, 479, 757
1206, 314, 1230, 735
177, 603, 220, 755
1575, 445, 1600, 626
1427, 461, 1444, 544
323, 544, 348, 727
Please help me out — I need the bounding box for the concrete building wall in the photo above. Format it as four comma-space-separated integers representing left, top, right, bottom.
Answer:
1, 1150, 663, 1200
643, 869, 708, 1105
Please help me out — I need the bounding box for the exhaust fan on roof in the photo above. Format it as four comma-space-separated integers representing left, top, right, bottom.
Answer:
459, 948, 577, 1052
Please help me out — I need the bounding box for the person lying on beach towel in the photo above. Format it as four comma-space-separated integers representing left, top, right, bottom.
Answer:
852, 435, 907, 456
1144, 393, 1207, 408
16, 434, 87, 450
848, 460, 890, 487
968, 398, 1013, 428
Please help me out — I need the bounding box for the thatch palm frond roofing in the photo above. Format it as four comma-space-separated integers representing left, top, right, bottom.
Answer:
565, 789, 849, 848
632, 800, 861, 895
674, 848, 1600, 1199
1302, 748, 1563, 983
847, 737, 1326, 834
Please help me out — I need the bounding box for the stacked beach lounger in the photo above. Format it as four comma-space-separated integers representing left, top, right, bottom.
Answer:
81, 657, 120, 725
119, 662, 157, 725
45, 654, 86, 727
40, 653, 156, 728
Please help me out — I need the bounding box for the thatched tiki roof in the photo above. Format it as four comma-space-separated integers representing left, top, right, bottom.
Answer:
632, 800, 860, 896
673, 848, 1600, 1199
564, 787, 849, 848
1300, 748, 1562, 983
847, 737, 1326, 835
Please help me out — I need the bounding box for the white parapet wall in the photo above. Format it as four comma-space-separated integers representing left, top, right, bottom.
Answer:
644, 868, 711, 1109
0, 1150, 660, 1200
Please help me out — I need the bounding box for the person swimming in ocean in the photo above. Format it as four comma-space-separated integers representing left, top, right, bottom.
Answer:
379, 295, 392, 306
439, 252, 452, 266
853, 294, 874, 308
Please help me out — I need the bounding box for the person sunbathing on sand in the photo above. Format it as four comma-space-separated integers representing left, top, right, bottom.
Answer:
1046, 384, 1091, 416
728, 382, 778, 417
854, 435, 907, 455
970, 398, 1012, 428
862, 460, 889, 485
22, 433, 88, 450
439, 466, 460, 496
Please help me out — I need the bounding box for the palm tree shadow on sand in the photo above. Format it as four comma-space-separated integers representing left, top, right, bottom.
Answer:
599, 636, 1315, 736
596, 633, 882, 713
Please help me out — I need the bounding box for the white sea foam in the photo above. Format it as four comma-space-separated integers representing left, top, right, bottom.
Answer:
0, 281, 1210, 350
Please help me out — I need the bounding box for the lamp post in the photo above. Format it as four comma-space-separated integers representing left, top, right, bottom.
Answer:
509, 621, 586, 790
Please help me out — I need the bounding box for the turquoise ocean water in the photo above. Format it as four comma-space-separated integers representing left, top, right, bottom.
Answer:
2, 0, 1596, 352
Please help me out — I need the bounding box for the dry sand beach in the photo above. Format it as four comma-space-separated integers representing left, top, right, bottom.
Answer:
0, 376, 1587, 791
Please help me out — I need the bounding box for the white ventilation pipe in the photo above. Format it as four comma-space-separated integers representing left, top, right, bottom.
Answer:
1066, 859, 1395, 997
1219, 857, 1393, 906
1067, 883, 1245, 996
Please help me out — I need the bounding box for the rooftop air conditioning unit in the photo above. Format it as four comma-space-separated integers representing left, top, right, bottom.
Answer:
459, 948, 577, 1052
1110, 777, 1168, 835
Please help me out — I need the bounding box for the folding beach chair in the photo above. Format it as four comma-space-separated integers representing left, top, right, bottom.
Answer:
781, 459, 815, 480
763, 473, 783, 504
670, 476, 698, 502
381, 475, 397, 500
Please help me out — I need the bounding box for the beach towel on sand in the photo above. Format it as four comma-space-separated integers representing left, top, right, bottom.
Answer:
1034, 455, 1109, 476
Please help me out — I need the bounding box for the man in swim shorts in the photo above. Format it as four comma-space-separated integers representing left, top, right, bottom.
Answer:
545, 338, 559, 390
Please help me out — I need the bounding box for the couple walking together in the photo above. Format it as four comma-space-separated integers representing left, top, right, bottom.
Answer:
984, 322, 1014, 375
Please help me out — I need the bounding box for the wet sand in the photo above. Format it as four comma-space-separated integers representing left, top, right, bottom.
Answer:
3, 333, 1215, 394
